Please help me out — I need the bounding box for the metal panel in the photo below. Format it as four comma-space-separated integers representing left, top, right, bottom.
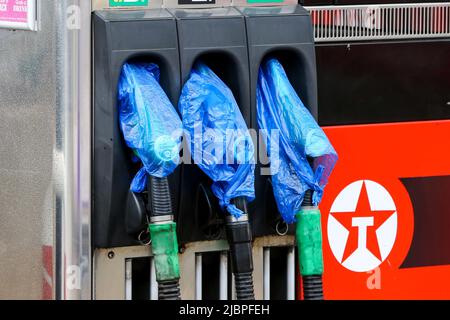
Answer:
54, 0, 92, 300
252, 236, 295, 300
94, 236, 295, 299
0, 0, 91, 299
94, 246, 152, 299
0, 0, 54, 299
306, 3, 450, 42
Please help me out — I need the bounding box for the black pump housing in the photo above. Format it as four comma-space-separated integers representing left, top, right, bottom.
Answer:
93, 9, 181, 248
169, 7, 252, 243
238, 5, 318, 237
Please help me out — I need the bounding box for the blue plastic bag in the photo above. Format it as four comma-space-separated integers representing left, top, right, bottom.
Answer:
178, 62, 255, 218
257, 58, 338, 223
118, 62, 183, 193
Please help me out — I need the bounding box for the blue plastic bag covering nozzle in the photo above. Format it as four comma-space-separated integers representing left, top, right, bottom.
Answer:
178, 62, 255, 218
257, 58, 338, 224
118, 62, 183, 193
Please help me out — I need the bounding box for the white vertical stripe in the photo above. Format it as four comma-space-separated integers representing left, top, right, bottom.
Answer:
125, 259, 132, 300
219, 252, 228, 300
150, 257, 158, 300
263, 248, 270, 300
287, 247, 296, 301
195, 254, 202, 300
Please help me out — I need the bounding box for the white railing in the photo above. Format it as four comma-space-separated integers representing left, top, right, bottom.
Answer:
306, 3, 450, 42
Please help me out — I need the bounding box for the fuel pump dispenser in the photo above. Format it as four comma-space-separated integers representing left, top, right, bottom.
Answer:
178, 62, 256, 300
239, 5, 319, 240
257, 58, 337, 300
92, 0, 324, 300
170, 7, 252, 246
93, 10, 182, 248
93, 9, 184, 300
1, 0, 449, 303
171, 7, 257, 300
118, 62, 183, 299
239, 5, 327, 299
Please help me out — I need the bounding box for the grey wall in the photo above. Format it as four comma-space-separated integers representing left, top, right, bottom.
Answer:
0, 0, 91, 299
0, 0, 56, 299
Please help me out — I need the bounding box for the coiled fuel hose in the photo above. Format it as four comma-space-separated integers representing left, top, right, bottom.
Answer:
148, 176, 181, 300
226, 197, 255, 300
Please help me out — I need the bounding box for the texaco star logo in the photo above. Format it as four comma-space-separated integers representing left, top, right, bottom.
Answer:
328, 180, 398, 272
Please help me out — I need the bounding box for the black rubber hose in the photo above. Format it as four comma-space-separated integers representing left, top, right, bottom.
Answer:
149, 176, 172, 216
303, 189, 313, 207
303, 158, 315, 208
235, 272, 255, 300
302, 275, 324, 300
158, 279, 181, 300
227, 197, 255, 300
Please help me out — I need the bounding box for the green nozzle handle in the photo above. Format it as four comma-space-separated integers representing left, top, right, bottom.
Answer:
296, 208, 324, 276
149, 222, 180, 282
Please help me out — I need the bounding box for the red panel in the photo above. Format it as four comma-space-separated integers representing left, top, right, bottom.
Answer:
310, 120, 450, 299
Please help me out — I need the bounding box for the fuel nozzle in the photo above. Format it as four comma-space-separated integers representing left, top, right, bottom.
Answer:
148, 176, 181, 300
256, 58, 338, 301
178, 62, 256, 300
226, 197, 255, 300
297, 191, 324, 300
296, 159, 324, 300
118, 62, 183, 300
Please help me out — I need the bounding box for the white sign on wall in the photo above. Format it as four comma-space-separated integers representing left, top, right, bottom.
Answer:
0, 0, 36, 31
